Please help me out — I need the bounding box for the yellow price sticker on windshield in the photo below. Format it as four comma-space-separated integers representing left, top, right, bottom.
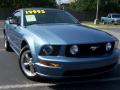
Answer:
25, 10, 46, 14
41, 10, 45, 13
25, 11, 33, 14
32, 10, 37, 14
36, 10, 41, 13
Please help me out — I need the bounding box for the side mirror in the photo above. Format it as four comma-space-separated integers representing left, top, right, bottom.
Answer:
9, 17, 20, 26
7, 17, 12, 20
9, 19, 13, 24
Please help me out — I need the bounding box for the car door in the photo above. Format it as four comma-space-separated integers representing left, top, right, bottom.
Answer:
9, 11, 23, 53
4, 17, 12, 42
107, 14, 112, 23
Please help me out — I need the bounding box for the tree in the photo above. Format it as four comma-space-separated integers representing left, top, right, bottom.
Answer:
68, 0, 97, 12
68, 0, 120, 13
0, 0, 57, 9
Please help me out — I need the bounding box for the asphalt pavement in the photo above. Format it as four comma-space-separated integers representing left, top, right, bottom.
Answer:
0, 22, 120, 90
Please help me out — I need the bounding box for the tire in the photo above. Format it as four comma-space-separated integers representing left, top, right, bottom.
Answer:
4, 34, 13, 51
102, 20, 106, 25
19, 45, 38, 80
112, 21, 117, 25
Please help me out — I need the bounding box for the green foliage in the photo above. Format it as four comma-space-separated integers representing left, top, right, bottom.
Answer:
68, 0, 96, 12
100, 0, 120, 13
68, 0, 120, 13
0, 0, 56, 9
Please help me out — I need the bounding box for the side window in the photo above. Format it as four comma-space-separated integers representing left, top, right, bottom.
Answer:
13, 11, 21, 25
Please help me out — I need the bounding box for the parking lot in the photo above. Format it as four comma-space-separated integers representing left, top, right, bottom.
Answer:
0, 21, 120, 90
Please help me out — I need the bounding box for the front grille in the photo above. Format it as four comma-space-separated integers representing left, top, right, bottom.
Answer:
65, 42, 114, 57
63, 63, 116, 76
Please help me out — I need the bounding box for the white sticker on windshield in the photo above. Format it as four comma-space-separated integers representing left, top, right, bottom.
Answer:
25, 15, 36, 22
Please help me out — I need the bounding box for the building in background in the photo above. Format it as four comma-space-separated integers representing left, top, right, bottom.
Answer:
57, 0, 75, 9
56, 0, 75, 4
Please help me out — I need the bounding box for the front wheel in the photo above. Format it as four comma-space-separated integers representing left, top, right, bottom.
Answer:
112, 21, 117, 25
19, 45, 38, 80
102, 20, 106, 25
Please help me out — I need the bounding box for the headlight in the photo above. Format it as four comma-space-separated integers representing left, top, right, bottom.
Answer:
42, 45, 53, 55
40, 45, 60, 56
70, 45, 79, 55
106, 43, 112, 51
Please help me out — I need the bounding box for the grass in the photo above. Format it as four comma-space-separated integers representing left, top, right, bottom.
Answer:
81, 21, 120, 30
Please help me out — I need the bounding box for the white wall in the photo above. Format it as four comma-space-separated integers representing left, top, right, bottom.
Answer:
56, 0, 74, 4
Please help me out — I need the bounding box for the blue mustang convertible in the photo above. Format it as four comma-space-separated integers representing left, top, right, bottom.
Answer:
3, 8, 119, 80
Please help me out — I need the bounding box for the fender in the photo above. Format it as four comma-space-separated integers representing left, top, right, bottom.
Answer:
20, 36, 38, 63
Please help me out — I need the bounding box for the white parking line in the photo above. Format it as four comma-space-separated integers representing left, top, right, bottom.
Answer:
0, 83, 55, 90
0, 77, 120, 89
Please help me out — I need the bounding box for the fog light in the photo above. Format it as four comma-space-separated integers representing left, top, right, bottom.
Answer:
50, 63, 60, 67
40, 60, 60, 67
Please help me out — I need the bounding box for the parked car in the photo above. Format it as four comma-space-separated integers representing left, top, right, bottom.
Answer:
101, 13, 120, 25
4, 8, 119, 80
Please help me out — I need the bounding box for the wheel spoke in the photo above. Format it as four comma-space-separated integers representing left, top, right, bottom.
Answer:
24, 62, 29, 66
25, 54, 31, 61
29, 58, 35, 74
29, 65, 35, 74
21, 50, 36, 77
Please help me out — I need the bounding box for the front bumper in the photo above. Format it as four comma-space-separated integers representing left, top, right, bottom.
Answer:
35, 50, 119, 79
114, 20, 120, 24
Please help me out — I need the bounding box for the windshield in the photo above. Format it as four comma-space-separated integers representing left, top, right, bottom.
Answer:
112, 15, 120, 18
24, 9, 79, 26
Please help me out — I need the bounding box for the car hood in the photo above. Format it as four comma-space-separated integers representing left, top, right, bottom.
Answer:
26, 24, 115, 44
